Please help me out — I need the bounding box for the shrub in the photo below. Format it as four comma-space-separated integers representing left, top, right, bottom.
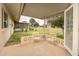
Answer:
56, 33, 64, 39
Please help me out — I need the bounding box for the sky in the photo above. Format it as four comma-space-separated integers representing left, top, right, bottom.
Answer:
19, 15, 44, 26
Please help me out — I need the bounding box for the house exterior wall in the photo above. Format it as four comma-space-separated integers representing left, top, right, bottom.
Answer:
0, 4, 14, 50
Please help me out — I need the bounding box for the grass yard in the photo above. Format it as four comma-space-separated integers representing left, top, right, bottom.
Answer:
5, 27, 44, 46
5, 31, 33, 46
5, 27, 63, 46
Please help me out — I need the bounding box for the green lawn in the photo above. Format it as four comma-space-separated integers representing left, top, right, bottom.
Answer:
5, 27, 63, 46
5, 31, 33, 46
46, 27, 64, 40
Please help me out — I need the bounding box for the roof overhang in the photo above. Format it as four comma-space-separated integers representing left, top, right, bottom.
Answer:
22, 3, 70, 19
4, 3, 24, 21
4, 3, 70, 21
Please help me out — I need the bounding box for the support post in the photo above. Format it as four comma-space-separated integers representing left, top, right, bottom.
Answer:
43, 17, 46, 40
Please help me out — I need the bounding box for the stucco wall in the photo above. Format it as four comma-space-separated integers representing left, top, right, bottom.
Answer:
0, 4, 14, 51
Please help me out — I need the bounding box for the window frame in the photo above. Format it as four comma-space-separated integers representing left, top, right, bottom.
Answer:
2, 8, 8, 28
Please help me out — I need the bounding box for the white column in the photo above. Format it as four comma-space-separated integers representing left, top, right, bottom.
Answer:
64, 8, 66, 47
72, 3, 79, 56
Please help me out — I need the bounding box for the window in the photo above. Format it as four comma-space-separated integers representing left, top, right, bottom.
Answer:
2, 10, 8, 28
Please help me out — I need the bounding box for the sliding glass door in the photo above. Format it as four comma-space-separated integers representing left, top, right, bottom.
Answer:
65, 6, 73, 50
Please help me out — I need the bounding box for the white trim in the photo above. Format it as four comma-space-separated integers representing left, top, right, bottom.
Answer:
64, 9, 66, 47
72, 3, 79, 56
64, 5, 73, 13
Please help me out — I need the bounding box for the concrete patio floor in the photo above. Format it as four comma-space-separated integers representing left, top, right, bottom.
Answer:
0, 41, 71, 56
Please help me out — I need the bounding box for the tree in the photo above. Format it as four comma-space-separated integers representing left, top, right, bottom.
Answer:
48, 15, 64, 29
30, 18, 39, 27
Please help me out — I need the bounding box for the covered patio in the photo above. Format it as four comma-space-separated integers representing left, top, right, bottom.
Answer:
0, 40, 70, 56
0, 3, 79, 56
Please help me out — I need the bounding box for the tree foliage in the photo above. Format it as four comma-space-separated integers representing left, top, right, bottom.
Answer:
30, 18, 39, 27
48, 15, 64, 29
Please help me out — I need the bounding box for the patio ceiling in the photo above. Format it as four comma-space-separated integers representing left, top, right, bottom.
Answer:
22, 3, 70, 19
4, 3, 23, 21
4, 3, 70, 21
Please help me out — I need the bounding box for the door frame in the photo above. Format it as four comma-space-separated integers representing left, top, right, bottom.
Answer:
64, 5, 73, 55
